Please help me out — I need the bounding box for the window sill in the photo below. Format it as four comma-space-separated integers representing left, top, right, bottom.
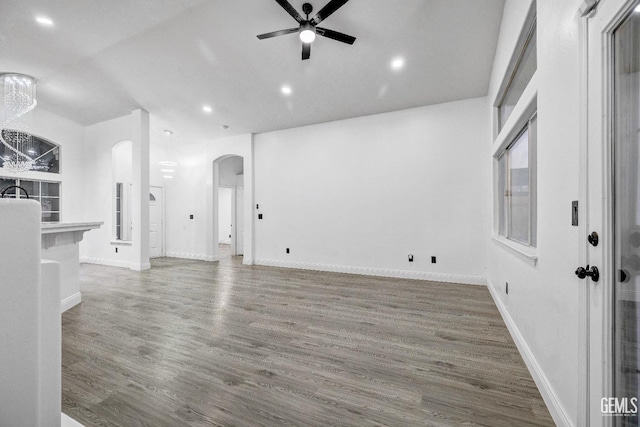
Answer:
491, 235, 538, 266
110, 240, 132, 246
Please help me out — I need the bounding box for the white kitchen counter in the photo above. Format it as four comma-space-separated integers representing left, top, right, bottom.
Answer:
41, 221, 102, 312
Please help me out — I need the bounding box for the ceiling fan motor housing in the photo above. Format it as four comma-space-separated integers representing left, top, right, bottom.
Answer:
302, 3, 313, 16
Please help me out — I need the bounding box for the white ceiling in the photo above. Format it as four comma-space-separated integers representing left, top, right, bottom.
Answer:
0, 0, 505, 141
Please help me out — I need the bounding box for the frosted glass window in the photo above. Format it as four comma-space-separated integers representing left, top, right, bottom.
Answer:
497, 114, 537, 246
497, 22, 537, 132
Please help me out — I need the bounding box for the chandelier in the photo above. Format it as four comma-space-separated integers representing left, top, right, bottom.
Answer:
0, 73, 37, 173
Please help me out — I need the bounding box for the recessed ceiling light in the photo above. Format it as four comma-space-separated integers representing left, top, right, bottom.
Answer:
163, 129, 173, 136
202, 105, 212, 113
163, 175, 174, 179
161, 169, 175, 173
391, 57, 405, 71
35, 16, 54, 26
281, 85, 292, 96
159, 161, 177, 166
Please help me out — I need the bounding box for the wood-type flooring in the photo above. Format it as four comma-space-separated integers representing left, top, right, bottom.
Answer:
61, 254, 554, 426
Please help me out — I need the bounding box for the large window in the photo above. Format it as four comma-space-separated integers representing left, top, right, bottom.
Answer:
0, 130, 60, 173
0, 177, 61, 222
494, 3, 537, 251
497, 114, 537, 246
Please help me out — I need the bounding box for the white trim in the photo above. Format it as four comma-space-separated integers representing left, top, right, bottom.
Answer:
110, 240, 132, 246
80, 257, 151, 271
165, 252, 218, 262
60, 292, 81, 313
491, 235, 538, 265
253, 259, 486, 285
487, 280, 573, 427
492, 75, 538, 156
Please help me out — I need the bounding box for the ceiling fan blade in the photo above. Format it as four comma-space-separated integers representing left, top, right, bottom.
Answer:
310, 0, 350, 25
302, 43, 311, 60
316, 27, 356, 45
274, 0, 304, 23
257, 27, 299, 40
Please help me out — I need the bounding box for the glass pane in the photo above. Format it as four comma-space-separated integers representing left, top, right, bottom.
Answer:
19, 180, 39, 198
498, 155, 507, 236
42, 212, 59, 222
613, 11, 640, 417
0, 131, 59, 173
508, 129, 530, 244
498, 24, 537, 131
40, 197, 60, 212
40, 182, 60, 197
0, 178, 17, 198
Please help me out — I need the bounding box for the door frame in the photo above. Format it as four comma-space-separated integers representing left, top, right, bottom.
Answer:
149, 185, 165, 258
581, 0, 638, 424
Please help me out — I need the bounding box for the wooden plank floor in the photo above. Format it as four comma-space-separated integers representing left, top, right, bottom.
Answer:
62, 255, 554, 427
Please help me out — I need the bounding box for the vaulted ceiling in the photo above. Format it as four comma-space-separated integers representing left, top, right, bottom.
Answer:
0, 0, 505, 141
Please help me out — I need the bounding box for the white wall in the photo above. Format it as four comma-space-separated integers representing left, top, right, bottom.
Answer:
486, 0, 581, 425
80, 111, 150, 270
253, 97, 490, 284
163, 134, 254, 262
0, 109, 85, 223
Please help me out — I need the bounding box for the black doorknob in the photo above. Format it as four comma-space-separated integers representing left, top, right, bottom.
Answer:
575, 265, 599, 282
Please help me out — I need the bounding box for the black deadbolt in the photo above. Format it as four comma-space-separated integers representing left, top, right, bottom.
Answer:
587, 231, 599, 247
575, 265, 599, 282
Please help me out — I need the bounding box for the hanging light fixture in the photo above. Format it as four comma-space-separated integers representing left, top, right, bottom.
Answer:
0, 73, 37, 173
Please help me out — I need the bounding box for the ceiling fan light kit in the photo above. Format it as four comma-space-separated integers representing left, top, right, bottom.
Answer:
257, 0, 356, 60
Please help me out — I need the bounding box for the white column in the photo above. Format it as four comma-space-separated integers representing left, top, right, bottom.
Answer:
131, 109, 150, 270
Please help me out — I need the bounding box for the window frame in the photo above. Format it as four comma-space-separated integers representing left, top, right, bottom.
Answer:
0, 176, 61, 222
0, 130, 61, 174
497, 112, 538, 247
491, 1, 538, 262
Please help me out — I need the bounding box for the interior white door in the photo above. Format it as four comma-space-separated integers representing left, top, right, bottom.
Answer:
585, 0, 640, 423
236, 186, 244, 256
149, 186, 164, 258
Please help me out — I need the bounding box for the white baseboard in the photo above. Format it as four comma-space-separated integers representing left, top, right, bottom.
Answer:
80, 257, 151, 271
60, 292, 81, 313
253, 259, 486, 285
62, 412, 84, 427
487, 280, 573, 427
165, 252, 217, 262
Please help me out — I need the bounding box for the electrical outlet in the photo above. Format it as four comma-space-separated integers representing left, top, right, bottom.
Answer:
115, 247, 118, 253
258, 213, 263, 219
408, 254, 414, 262
190, 214, 194, 219
506, 282, 509, 294
431, 256, 436, 264
286, 248, 290, 254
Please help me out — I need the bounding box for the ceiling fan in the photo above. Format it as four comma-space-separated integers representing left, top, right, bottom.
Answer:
257, 0, 356, 60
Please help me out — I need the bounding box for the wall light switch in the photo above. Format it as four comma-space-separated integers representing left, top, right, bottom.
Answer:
258, 213, 263, 220
190, 214, 194, 220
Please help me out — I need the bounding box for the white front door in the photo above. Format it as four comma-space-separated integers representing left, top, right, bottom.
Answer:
149, 186, 164, 258
585, 1, 640, 424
